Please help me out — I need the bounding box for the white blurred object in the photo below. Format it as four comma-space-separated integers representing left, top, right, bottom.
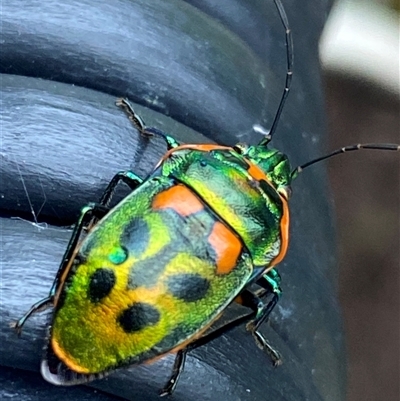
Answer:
320, 0, 400, 95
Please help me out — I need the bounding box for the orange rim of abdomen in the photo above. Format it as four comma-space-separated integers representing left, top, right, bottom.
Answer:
51, 337, 91, 374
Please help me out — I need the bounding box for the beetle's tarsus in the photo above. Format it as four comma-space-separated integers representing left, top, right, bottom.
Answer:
159, 350, 186, 396
250, 328, 282, 366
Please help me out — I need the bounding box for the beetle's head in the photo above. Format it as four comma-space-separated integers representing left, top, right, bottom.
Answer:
236, 143, 293, 200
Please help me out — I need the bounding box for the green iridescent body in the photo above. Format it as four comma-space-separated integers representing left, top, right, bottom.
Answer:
46, 145, 290, 382
13, 0, 400, 393
12, 1, 297, 391
159, 147, 290, 265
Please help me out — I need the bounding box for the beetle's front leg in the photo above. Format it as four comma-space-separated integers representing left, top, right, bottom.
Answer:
116, 98, 180, 149
98, 170, 143, 208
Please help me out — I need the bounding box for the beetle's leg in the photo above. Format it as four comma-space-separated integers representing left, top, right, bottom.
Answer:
160, 290, 273, 395
245, 293, 282, 366
144, 127, 180, 149
243, 269, 282, 365
49, 203, 110, 297
260, 268, 282, 295
159, 349, 187, 397
12, 203, 109, 335
116, 97, 180, 149
159, 273, 282, 394
178, 289, 280, 359
159, 311, 254, 396
98, 170, 143, 208
81, 171, 143, 233
254, 268, 282, 298
10, 297, 54, 336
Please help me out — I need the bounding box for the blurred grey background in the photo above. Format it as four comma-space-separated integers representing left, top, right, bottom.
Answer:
320, 1, 399, 400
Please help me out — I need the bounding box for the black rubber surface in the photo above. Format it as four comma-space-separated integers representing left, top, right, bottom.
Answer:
1, 1, 345, 400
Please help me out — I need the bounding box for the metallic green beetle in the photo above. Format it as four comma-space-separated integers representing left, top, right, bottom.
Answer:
13, 0, 399, 396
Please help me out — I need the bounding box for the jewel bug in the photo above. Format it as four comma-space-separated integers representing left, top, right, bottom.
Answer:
12, 0, 399, 397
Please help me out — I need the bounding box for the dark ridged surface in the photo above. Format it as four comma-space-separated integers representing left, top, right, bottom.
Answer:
1, 1, 345, 400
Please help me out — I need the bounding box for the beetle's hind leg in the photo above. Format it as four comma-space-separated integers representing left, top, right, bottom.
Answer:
10, 296, 54, 336
159, 310, 257, 396
116, 98, 180, 149
160, 274, 282, 395
12, 168, 142, 335
159, 349, 187, 397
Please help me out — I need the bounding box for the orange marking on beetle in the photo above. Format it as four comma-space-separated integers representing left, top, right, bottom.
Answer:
236, 163, 289, 271
51, 338, 90, 374
54, 245, 81, 307
246, 160, 270, 182
154, 144, 233, 169
268, 195, 289, 268
152, 185, 204, 217
234, 294, 244, 305
208, 221, 242, 275
243, 158, 278, 195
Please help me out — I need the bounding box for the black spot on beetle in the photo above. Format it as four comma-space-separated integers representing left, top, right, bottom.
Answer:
88, 268, 116, 303
127, 249, 175, 289
120, 218, 149, 257
167, 273, 210, 302
117, 302, 160, 333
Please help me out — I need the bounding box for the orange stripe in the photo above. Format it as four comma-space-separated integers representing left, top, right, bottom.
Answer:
51, 338, 90, 374
240, 158, 289, 270
246, 161, 269, 182
154, 144, 233, 169
152, 185, 204, 216
53, 245, 80, 307
234, 294, 244, 305
208, 221, 242, 275
269, 196, 289, 268
244, 158, 289, 269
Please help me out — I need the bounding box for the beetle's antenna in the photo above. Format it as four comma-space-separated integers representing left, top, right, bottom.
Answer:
291, 143, 400, 179
259, 0, 293, 147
